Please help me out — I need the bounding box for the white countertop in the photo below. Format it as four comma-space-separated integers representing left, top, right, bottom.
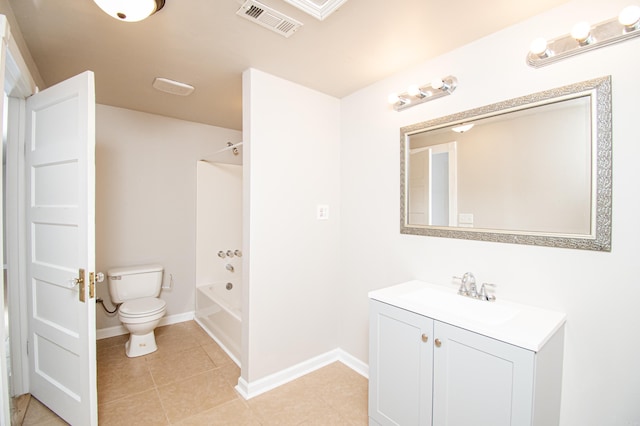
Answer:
369, 280, 566, 352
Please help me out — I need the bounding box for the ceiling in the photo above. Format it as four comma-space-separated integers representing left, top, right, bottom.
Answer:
7, 0, 568, 131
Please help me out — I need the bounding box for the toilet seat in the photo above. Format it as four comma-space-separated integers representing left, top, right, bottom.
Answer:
120, 297, 166, 318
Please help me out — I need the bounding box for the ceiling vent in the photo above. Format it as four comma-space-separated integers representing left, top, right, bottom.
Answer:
152, 77, 195, 96
283, 0, 347, 20
236, 0, 303, 38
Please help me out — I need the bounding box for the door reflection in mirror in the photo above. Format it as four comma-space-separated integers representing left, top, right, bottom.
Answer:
409, 142, 457, 227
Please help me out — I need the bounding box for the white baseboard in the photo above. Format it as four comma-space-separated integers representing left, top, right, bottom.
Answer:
235, 348, 368, 400
96, 311, 195, 340
337, 348, 369, 379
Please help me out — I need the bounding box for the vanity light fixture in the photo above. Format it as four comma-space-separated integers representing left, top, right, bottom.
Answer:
452, 123, 474, 133
93, 0, 165, 22
388, 76, 458, 111
527, 4, 640, 67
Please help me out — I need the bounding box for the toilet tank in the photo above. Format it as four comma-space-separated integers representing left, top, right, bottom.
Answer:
107, 264, 163, 304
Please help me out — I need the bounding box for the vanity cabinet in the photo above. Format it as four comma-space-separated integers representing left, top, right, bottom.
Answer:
369, 299, 564, 426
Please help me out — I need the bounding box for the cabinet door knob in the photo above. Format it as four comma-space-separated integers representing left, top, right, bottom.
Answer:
435, 338, 442, 348
421, 334, 428, 343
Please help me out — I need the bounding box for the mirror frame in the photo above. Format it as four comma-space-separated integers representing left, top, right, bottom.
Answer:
400, 76, 612, 251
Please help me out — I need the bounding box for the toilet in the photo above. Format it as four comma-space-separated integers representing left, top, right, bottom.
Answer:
107, 264, 167, 357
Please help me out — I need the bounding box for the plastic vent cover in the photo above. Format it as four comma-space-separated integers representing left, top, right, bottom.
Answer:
236, 0, 303, 38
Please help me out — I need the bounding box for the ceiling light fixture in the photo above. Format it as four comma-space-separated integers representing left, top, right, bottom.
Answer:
93, 0, 165, 22
282, 0, 347, 21
527, 4, 640, 67
388, 76, 458, 112
452, 123, 475, 133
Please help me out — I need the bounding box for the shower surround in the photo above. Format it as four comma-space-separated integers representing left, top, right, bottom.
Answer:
195, 160, 243, 364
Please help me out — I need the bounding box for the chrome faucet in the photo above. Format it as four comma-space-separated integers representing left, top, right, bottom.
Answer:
478, 283, 497, 301
453, 272, 496, 302
454, 272, 475, 296
463, 272, 477, 297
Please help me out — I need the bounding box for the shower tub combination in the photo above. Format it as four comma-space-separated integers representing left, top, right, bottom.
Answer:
195, 151, 243, 366
195, 281, 241, 365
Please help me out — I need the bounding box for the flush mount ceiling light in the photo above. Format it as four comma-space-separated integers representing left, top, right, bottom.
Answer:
388, 76, 458, 112
527, 4, 640, 67
452, 123, 475, 133
93, 0, 165, 22
283, 0, 348, 20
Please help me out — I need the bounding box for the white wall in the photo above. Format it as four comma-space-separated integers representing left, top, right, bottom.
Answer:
339, 0, 640, 424
95, 105, 241, 329
242, 68, 341, 382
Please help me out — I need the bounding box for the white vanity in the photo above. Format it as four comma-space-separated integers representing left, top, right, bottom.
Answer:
368, 280, 566, 426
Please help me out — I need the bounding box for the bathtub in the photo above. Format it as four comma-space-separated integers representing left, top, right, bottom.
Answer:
195, 282, 241, 365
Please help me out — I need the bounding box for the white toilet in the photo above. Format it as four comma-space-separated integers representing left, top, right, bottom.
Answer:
107, 264, 167, 357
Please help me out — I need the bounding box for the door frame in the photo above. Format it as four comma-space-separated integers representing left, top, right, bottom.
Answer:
409, 141, 458, 226
0, 13, 39, 423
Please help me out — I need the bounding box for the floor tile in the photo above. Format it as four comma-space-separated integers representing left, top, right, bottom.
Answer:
201, 341, 235, 367
98, 389, 168, 425
22, 397, 69, 425
147, 345, 215, 386
248, 378, 335, 425
152, 323, 201, 356
156, 369, 238, 423
97, 355, 155, 404
21, 321, 370, 425
174, 397, 262, 425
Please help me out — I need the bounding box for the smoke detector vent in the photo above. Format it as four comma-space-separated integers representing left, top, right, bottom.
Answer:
236, 0, 303, 38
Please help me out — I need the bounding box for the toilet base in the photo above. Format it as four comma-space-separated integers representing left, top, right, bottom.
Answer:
125, 331, 158, 357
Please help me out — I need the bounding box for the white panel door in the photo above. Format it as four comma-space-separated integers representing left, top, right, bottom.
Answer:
25, 71, 97, 425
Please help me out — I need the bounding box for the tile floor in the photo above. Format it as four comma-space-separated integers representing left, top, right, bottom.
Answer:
17, 321, 369, 425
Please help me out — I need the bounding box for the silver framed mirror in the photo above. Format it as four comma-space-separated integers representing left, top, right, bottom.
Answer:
400, 76, 612, 251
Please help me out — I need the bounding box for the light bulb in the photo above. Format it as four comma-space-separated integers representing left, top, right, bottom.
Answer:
619, 5, 640, 28
431, 78, 444, 90
93, 0, 159, 22
387, 93, 400, 104
529, 37, 549, 56
571, 21, 593, 44
407, 85, 421, 97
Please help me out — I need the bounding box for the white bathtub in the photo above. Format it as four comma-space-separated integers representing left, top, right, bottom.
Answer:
195, 282, 241, 365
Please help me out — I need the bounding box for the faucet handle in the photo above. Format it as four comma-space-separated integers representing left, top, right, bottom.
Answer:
452, 276, 468, 296
479, 283, 497, 301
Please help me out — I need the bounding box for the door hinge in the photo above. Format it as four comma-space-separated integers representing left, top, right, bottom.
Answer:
26, 340, 29, 356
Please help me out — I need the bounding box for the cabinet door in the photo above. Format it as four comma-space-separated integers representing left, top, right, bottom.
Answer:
369, 300, 433, 426
432, 321, 535, 426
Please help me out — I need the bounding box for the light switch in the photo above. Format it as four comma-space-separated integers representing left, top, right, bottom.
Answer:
317, 205, 329, 220
458, 213, 474, 227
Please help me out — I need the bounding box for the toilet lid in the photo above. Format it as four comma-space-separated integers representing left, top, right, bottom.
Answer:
120, 297, 166, 316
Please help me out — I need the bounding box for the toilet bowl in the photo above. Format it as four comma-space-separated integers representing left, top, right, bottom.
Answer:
107, 264, 166, 357
119, 297, 167, 357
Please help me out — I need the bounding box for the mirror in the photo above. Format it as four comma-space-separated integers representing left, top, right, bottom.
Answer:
400, 76, 611, 251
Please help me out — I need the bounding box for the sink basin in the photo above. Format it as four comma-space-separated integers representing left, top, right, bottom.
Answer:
369, 280, 566, 351
398, 286, 519, 326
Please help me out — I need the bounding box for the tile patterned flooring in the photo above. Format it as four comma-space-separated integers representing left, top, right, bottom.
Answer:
17, 321, 369, 425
